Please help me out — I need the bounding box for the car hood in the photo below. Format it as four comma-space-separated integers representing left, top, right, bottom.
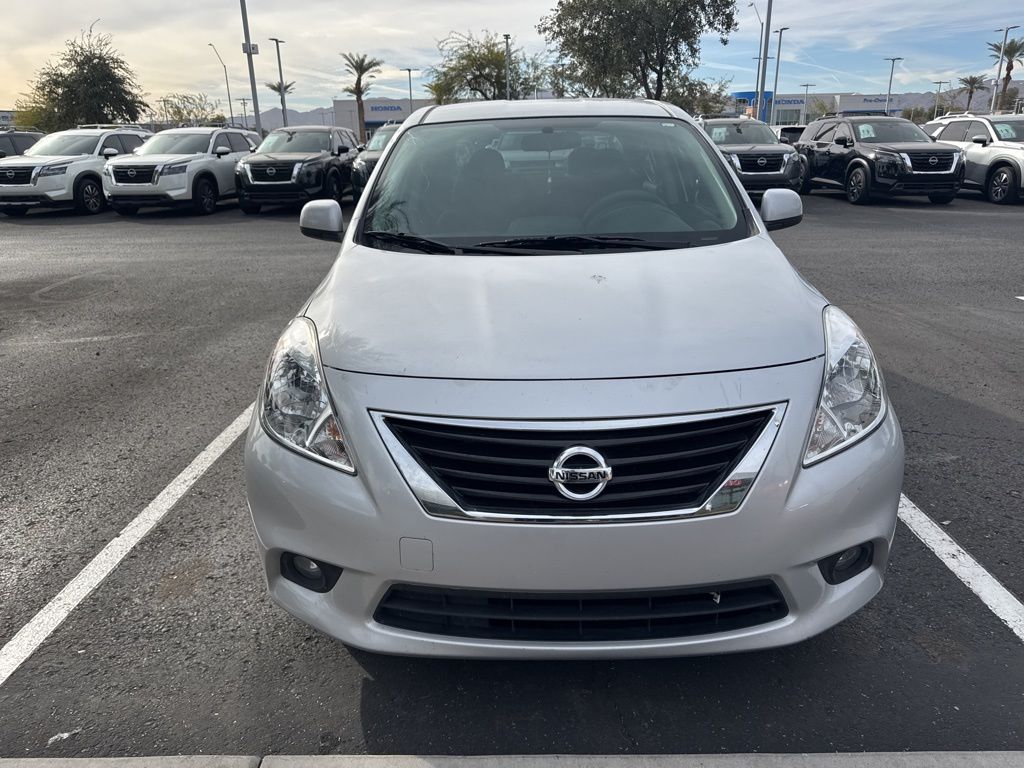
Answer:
304, 235, 827, 380
246, 152, 327, 162
0, 154, 83, 167
866, 141, 957, 153
722, 144, 793, 154
108, 154, 204, 166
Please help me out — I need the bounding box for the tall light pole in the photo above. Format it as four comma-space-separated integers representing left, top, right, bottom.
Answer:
932, 80, 949, 119
402, 68, 414, 115
991, 25, 1021, 113
884, 57, 903, 116
749, 2, 764, 118
269, 37, 288, 127
769, 26, 789, 125
238, 0, 262, 134
756, 0, 774, 123
799, 83, 815, 124
208, 44, 235, 127
238, 98, 249, 128
503, 34, 512, 100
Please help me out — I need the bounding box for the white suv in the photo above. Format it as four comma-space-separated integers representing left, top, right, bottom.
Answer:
924, 113, 1024, 204
103, 127, 257, 215
0, 126, 150, 216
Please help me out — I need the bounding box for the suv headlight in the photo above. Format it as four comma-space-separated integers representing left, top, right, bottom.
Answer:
161, 163, 188, 177
260, 317, 354, 473
804, 307, 886, 465
874, 150, 904, 178
38, 164, 69, 177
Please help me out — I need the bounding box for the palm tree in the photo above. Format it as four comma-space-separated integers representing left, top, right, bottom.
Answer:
266, 80, 296, 97
957, 75, 988, 111
988, 38, 1024, 111
341, 52, 384, 142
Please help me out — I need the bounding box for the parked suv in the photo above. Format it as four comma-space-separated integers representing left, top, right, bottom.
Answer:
0, 128, 44, 158
700, 117, 804, 193
0, 126, 150, 216
235, 126, 360, 214
103, 127, 256, 215
923, 113, 1024, 204
351, 123, 400, 198
796, 116, 963, 204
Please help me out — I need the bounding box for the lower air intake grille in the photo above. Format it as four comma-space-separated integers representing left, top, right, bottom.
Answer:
375, 581, 789, 641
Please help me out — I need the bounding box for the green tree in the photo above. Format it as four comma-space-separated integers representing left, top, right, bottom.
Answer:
266, 81, 296, 97
663, 74, 732, 115
988, 38, 1024, 111
341, 52, 385, 142
14, 27, 147, 132
427, 32, 547, 102
806, 97, 832, 122
957, 74, 988, 112
424, 79, 459, 105
900, 105, 934, 124
538, 0, 737, 101
158, 93, 222, 126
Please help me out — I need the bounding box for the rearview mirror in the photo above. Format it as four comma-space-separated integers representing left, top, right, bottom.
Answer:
215, 145, 231, 157
760, 188, 803, 232
102, 147, 119, 158
300, 200, 345, 243
972, 135, 989, 146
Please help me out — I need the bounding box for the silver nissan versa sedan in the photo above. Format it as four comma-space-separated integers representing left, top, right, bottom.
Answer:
245, 99, 904, 658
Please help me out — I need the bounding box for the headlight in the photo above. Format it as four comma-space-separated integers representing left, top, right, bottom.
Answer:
102, 165, 112, 177
726, 153, 741, 171
874, 150, 903, 178
260, 317, 354, 473
235, 161, 246, 173
39, 164, 69, 177
161, 163, 188, 176
353, 157, 366, 170
804, 307, 886, 465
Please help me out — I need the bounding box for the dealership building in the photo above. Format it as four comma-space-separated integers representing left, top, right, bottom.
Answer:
332, 97, 435, 137
730, 91, 918, 124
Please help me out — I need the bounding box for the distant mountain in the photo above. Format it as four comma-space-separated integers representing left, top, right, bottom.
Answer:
242, 106, 335, 131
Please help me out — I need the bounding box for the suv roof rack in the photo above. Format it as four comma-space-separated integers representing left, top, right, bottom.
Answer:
76, 123, 146, 130
822, 110, 889, 118
1, 126, 42, 133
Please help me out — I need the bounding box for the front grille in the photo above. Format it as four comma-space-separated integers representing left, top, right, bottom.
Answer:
905, 152, 954, 172
112, 166, 156, 184
738, 154, 784, 172
0, 167, 34, 185
375, 581, 789, 642
385, 410, 772, 517
250, 163, 296, 182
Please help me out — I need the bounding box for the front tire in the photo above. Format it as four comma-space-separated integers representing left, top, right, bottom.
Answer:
192, 177, 218, 215
74, 177, 105, 215
986, 166, 1019, 205
325, 172, 343, 203
846, 166, 871, 205
797, 160, 812, 195
928, 194, 955, 205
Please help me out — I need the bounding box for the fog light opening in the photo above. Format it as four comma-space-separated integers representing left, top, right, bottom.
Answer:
819, 542, 874, 585
280, 552, 343, 593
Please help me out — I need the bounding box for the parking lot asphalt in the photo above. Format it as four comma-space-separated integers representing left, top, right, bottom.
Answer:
0, 192, 1022, 758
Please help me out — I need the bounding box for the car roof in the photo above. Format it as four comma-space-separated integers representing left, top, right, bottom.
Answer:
703, 118, 768, 125
416, 98, 688, 125
159, 127, 224, 135
272, 125, 332, 132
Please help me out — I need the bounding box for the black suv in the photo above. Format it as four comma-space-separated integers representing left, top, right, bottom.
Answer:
352, 123, 400, 198
796, 116, 964, 204
700, 117, 804, 193
235, 125, 361, 214
0, 129, 44, 158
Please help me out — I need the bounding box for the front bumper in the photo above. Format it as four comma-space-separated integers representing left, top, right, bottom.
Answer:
237, 176, 324, 205
734, 162, 803, 193
245, 360, 904, 658
104, 175, 192, 207
0, 176, 74, 208
872, 169, 964, 197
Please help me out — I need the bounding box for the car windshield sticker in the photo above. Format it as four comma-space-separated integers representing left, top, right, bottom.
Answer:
858, 124, 876, 139
994, 123, 1017, 139
711, 126, 728, 143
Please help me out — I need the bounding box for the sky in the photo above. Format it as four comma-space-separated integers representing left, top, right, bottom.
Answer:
0, 1, 1018, 113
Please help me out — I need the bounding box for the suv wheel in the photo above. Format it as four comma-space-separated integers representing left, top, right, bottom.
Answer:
192, 177, 218, 215
74, 177, 105, 215
325, 172, 343, 202
846, 167, 871, 205
986, 166, 1019, 205
797, 162, 812, 195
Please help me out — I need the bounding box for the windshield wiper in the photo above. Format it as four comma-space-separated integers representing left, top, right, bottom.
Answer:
472, 235, 689, 252
362, 231, 460, 254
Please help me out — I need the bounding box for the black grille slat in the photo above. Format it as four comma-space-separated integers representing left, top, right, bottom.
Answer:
250, 162, 297, 182
0, 167, 34, 185
112, 166, 157, 184
906, 152, 954, 172
387, 411, 771, 517
375, 581, 789, 641
738, 155, 784, 172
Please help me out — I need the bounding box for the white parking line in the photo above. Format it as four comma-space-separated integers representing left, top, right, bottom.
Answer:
1016, 296, 1024, 302
0, 403, 254, 689
899, 494, 1024, 642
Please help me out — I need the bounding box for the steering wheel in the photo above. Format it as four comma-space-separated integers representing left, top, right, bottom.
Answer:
582, 189, 676, 230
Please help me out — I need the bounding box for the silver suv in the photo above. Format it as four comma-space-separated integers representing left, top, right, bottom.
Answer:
924, 113, 1024, 204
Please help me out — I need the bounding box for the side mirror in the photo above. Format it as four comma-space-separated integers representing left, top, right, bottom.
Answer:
102, 147, 119, 158
760, 188, 803, 232
357, 144, 365, 152
300, 200, 345, 243
336, 145, 351, 155
215, 145, 231, 157
834, 136, 850, 148
779, 136, 792, 145
972, 135, 989, 146
0, 150, 6, 159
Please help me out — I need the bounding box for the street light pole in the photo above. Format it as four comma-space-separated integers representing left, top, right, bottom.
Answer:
503, 34, 512, 100
756, 0, 773, 123
238, 0, 262, 134
238, 98, 249, 128
749, 2, 764, 118
990, 25, 1021, 113
799, 83, 815, 124
884, 57, 903, 116
269, 37, 288, 127
769, 26, 789, 125
402, 68, 414, 115
932, 80, 949, 119
208, 44, 235, 127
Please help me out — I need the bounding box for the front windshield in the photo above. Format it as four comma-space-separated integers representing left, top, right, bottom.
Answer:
854, 120, 932, 143
705, 122, 779, 145
137, 133, 211, 155
992, 119, 1024, 142
25, 133, 99, 157
361, 116, 745, 252
257, 130, 331, 154
366, 127, 398, 151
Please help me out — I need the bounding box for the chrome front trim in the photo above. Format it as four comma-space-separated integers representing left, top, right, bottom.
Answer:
899, 152, 960, 174
371, 403, 787, 525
